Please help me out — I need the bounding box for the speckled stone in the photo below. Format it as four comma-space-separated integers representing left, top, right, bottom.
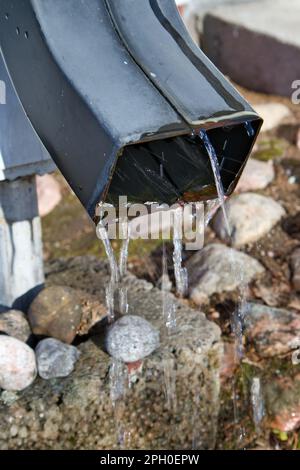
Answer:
0, 336, 36, 391
36, 338, 80, 380
186, 243, 264, 304
212, 193, 285, 247
0, 310, 31, 343
106, 315, 159, 363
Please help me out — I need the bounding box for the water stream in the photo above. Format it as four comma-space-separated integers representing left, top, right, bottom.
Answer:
199, 129, 231, 238
96, 126, 259, 448
199, 129, 250, 446
172, 206, 188, 298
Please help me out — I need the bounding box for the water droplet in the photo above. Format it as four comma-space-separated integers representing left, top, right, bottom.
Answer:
24, 31, 29, 39
4, 13, 9, 20
16, 27, 20, 35
150, 72, 157, 78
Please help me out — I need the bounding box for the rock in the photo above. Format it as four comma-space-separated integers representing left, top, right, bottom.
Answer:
36, 174, 62, 217
0, 336, 36, 391
236, 158, 274, 192
213, 193, 285, 247
105, 315, 160, 363
0, 310, 31, 342
265, 374, 300, 432
186, 243, 264, 304
282, 212, 300, 241
36, 338, 80, 380
290, 247, 300, 291
28, 286, 83, 344
76, 292, 107, 336
202, 0, 300, 97
244, 303, 300, 358
253, 103, 291, 133
0, 256, 222, 450
220, 342, 238, 383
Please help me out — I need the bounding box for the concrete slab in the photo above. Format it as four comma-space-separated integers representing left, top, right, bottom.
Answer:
202, 0, 300, 96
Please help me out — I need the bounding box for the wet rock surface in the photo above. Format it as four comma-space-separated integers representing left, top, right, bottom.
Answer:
236, 158, 274, 192
0, 336, 36, 391
36, 338, 80, 380
105, 315, 160, 363
213, 193, 285, 247
0, 310, 31, 343
0, 257, 222, 450
28, 286, 83, 344
186, 243, 264, 305
265, 374, 300, 432
244, 303, 300, 358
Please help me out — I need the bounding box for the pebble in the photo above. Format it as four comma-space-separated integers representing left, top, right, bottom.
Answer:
254, 103, 291, 132
212, 193, 285, 247
186, 243, 264, 304
236, 158, 274, 192
105, 315, 160, 363
244, 302, 300, 357
36, 174, 62, 217
0, 310, 31, 343
35, 338, 80, 380
0, 336, 37, 391
28, 286, 83, 344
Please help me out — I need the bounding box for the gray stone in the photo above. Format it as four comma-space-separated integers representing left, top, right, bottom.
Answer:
253, 103, 292, 133
0, 256, 222, 450
290, 247, 300, 292
105, 315, 160, 363
36, 338, 80, 380
202, 0, 300, 97
236, 158, 274, 192
28, 285, 83, 344
0, 310, 31, 342
186, 243, 264, 304
244, 303, 300, 358
213, 193, 285, 247
0, 336, 36, 391
184, 0, 255, 41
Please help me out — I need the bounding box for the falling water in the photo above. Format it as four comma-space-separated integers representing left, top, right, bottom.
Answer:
109, 358, 130, 448
119, 222, 130, 278
250, 377, 265, 433
172, 207, 188, 298
119, 222, 130, 315
162, 242, 176, 333
199, 129, 251, 446
161, 242, 177, 413
199, 129, 231, 238
97, 215, 132, 448
205, 198, 221, 227
97, 222, 119, 323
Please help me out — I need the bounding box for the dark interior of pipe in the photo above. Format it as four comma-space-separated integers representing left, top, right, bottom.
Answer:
106, 119, 261, 206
